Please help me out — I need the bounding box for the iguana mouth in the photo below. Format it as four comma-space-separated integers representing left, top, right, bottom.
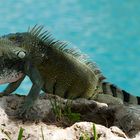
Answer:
0, 68, 23, 84
0, 57, 25, 84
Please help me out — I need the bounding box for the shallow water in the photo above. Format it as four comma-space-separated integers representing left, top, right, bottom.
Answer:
0, 0, 140, 96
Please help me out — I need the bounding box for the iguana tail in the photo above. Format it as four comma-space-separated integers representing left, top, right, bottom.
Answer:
100, 81, 140, 105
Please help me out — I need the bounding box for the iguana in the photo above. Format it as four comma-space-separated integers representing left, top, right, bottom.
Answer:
0, 25, 140, 118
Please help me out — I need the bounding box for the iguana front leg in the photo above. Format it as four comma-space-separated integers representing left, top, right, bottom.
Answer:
18, 60, 44, 118
0, 75, 25, 97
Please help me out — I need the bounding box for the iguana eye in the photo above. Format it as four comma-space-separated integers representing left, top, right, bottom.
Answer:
16, 51, 26, 58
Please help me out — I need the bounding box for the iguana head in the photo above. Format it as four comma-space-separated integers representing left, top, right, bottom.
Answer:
0, 38, 27, 59
0, 38, 26, 84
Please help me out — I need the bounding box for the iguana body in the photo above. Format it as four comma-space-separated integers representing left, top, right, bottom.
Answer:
0, 25, 140, 118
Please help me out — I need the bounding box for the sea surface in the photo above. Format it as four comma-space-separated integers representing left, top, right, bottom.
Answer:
0, 0, 140, 96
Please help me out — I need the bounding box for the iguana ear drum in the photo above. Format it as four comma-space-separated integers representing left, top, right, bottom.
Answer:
15, 51, 26, 58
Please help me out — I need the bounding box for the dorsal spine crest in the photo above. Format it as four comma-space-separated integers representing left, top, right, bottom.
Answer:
26, 25, 106, 82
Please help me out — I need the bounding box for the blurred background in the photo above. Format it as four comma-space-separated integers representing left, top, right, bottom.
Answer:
0, 0, 140, 96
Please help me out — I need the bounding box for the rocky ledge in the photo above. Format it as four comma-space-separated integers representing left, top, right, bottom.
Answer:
0, 94, 140, 140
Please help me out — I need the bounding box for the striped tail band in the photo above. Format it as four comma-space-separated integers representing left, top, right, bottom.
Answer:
101, 82, 140, 105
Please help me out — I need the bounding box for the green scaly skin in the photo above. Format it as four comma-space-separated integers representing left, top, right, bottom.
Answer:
1, 26, 99, 119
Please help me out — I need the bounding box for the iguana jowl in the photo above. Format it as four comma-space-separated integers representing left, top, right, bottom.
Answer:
0, 25, 140, 118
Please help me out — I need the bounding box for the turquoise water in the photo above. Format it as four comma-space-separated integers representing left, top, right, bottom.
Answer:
0, 0, 140, 96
